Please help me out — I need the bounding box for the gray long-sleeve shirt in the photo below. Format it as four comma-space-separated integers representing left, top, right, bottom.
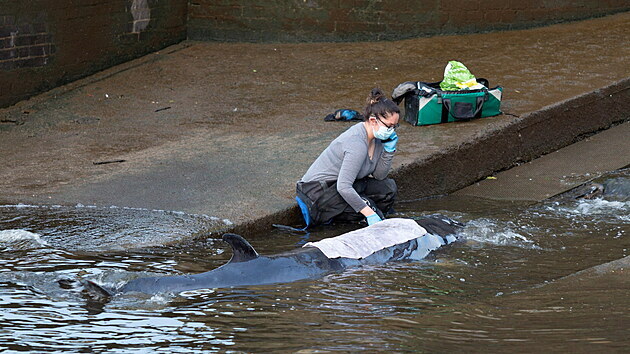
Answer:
300, 123, 395, 212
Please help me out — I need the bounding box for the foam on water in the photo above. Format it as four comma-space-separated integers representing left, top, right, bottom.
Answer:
0, 203, 233, 225
0, 229, 48, 249
0, 203, 226, 251
459, 219, 540, 249
0, 203, 41, 209
546, 198, 630, 222
572, 198, 629, 215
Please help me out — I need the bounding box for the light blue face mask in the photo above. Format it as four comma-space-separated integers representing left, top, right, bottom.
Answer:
373, 125, 394, 140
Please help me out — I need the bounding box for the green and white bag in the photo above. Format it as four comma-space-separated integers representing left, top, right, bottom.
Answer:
393, 80, 503, 126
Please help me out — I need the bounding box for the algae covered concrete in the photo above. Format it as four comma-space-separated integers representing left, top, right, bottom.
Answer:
0, 12, 629, 235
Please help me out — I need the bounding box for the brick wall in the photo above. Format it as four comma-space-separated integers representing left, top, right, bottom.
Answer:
0, 0, 187, 108
0, 14, 55, 71
188, 0, 630, 42
1, 1, 628, 108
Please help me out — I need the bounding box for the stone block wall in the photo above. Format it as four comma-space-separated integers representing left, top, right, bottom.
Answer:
0, 0, 187, 108
188, 0, 629, 42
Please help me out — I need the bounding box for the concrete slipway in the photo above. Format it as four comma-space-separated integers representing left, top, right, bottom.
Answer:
0, 12, 628, 237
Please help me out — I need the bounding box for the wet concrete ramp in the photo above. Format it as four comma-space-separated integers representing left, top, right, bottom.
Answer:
0, 12, 628, 235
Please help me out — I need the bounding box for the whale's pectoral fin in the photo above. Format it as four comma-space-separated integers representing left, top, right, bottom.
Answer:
416, 215, 464, 236
222, 233, 259, 263
82, 280, 112, 301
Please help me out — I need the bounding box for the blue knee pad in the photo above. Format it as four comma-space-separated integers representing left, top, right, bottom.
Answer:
295, 196, 311, 228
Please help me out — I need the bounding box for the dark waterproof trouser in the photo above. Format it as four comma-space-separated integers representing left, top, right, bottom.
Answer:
296, 178, 397, 226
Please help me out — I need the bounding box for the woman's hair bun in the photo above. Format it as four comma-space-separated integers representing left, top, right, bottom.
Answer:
363, 87, 400, 121
367, 88, 385, 105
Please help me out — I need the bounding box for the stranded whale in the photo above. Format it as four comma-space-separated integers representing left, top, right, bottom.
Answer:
82, 216, 462, 299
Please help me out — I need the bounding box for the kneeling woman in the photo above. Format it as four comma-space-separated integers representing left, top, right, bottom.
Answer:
296, 88, 400, 227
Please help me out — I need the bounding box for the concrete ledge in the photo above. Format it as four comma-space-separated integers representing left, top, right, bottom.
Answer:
553, 255, 629, 283
456, 122, 630, 201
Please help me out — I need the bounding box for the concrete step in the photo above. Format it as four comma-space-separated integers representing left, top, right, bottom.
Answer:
454, 122, 630, 201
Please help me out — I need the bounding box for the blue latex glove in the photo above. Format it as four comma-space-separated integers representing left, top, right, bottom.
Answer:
366, 213, 382, 226
382, 131, 398, 152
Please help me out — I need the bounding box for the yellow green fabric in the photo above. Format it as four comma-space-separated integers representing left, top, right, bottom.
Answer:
440, 61, 478, 91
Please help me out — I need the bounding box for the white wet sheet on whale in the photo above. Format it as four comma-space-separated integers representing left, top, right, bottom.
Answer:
303, 218, 445, 260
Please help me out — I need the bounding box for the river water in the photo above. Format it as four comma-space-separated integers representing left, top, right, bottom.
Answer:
0, 170, 628, 352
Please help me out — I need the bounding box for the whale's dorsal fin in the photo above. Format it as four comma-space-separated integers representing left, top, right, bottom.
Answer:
222, 233, 259, 263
